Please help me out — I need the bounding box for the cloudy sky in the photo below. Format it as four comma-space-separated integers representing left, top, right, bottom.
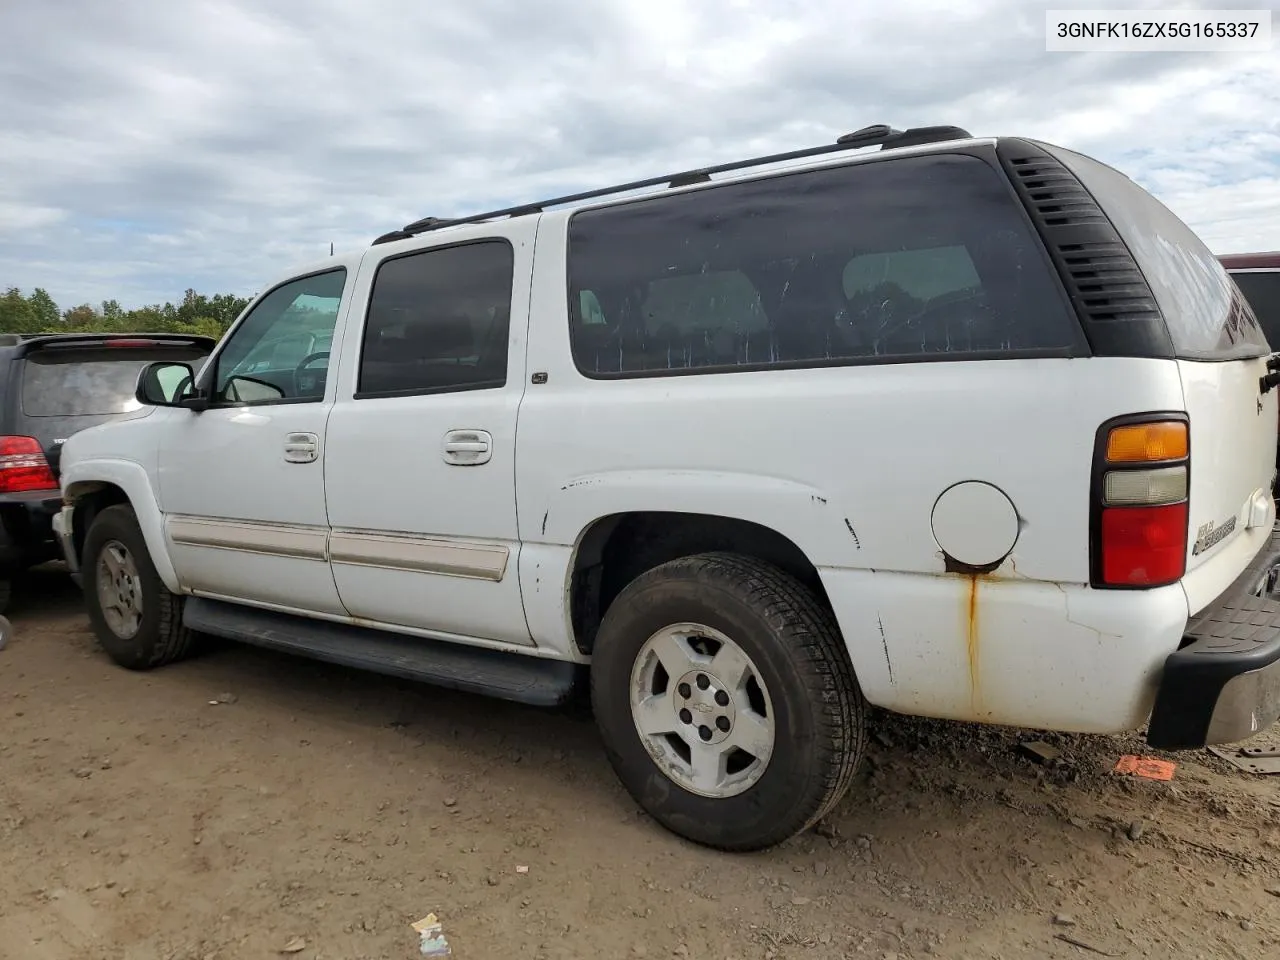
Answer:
1, 0, 1277, 311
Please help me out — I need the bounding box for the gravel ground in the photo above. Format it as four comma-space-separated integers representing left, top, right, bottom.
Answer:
1, 565, 1279, 960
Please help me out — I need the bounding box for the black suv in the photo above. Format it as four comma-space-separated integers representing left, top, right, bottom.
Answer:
1221, 252, 1280, 491
0, 333, 216, 611
1221, 251, 1280, 343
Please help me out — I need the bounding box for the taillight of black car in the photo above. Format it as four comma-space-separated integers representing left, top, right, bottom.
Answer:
0, 436, 59, 493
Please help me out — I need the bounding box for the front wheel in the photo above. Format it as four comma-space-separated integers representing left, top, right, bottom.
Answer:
83, 504, 195, 669
591, 552, 865, 851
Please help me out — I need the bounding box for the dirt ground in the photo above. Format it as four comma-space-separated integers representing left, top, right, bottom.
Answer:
2, 567, 1279, 960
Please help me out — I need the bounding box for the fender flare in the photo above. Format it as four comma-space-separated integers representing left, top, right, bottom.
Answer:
62, 459, 181, 593
542, 470, 857, 570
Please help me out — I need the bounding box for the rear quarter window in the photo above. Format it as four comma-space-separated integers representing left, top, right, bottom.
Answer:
1042, 144, 1267, 361
566, 152, 1084, 377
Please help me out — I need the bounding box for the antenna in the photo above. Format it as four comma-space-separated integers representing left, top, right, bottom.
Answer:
329, 242, 334, 256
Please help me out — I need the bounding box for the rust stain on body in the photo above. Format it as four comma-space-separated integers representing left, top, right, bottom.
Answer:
966, 574, 981, 711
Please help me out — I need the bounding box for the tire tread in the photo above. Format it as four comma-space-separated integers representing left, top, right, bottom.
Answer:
592, 551, 865, 851
85, 504, 195, 669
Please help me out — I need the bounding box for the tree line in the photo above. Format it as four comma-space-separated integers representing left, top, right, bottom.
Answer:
0, 287, 250, 340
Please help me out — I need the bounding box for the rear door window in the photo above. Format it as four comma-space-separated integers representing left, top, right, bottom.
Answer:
566, 152, 1084, 377
357, 240, 514, 398
1043, 143, 1268, 361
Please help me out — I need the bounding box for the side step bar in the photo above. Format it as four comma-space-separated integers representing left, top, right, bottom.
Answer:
183, 598, 579, 707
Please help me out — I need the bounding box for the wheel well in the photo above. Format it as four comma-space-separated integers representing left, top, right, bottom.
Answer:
70, 484, 130, 565
569, 511, 829, 655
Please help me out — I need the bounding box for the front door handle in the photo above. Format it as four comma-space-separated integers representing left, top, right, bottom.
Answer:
284, 432, 319, 464
442, 429, 492, 465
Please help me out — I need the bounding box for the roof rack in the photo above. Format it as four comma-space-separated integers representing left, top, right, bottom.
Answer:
373, 123, 972, 244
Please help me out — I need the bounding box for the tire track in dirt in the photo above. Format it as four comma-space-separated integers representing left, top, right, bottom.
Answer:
1, 566, 1277, 959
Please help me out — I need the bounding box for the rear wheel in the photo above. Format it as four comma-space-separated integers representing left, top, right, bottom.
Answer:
0, 577, 10, 616
591, 552, 865, 851
83, 504, 195, 669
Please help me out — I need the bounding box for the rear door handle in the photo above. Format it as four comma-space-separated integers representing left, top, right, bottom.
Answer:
442, 429, 492, 465
284, 432, 319, 464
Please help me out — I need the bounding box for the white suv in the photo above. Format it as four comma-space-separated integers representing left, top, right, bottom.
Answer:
54, 124, 1280, 851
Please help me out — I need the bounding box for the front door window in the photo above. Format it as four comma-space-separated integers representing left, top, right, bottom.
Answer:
209, 270, 347, 405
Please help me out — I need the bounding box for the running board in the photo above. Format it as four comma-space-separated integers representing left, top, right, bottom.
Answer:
183, 598, 578, 707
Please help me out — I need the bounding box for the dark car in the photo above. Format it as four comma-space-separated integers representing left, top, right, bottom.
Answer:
1221, 252, 1280, 493
0, 332, 216, 611
1221, 251, 1280, 344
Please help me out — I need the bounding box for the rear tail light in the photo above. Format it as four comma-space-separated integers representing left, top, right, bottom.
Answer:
1103, 466, 1187, 505
1099, 503, 1189, 585
1105, 421, 1188, 462
1093, 417, 1189, 588
0, 436, 58, 493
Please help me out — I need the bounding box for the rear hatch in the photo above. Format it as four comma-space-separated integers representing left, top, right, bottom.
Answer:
9, 335, 216, 477
1041, 145, 1276, 588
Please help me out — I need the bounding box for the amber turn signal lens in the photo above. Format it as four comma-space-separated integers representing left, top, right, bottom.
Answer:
1106, 421, 1188, 463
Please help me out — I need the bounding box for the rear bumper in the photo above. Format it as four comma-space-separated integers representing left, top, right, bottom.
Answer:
0, 490, 62, 573
1147, 526, 1280, 750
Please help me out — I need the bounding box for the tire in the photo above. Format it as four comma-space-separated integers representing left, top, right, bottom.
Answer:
591, 552, 865, 851
82, 504, 195, 670
0, 578, 10, 616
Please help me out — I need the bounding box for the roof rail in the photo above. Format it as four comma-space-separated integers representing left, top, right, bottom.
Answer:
374, 123, 972, 244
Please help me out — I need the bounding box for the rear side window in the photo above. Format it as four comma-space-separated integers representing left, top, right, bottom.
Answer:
1044, 144, 1268, 360
1229, 271, 1280, 348
566, 153, 1082, 377
358, 240, 514, 398
21, 346, 211, 417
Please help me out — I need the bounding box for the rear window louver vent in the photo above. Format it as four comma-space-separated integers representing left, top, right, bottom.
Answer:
997, 140, 1173, 359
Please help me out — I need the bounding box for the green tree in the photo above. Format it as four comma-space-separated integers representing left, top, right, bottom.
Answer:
184, 316, 226, 339
210, 292, 250, 328
62, 304, 100, 328
176, 288, 207, 327
124, 305, 166, 331
0, 287, 37, 333
28, 288, 60, 329
1, 286, 247, 338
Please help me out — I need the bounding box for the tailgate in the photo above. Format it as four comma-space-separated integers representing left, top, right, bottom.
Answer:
1180, 356, 1278, 574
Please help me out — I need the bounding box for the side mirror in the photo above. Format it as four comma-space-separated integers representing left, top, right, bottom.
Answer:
135, 362, 196, 407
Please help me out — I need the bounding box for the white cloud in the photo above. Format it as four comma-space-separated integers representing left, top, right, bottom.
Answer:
0, 0, 1277, 309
